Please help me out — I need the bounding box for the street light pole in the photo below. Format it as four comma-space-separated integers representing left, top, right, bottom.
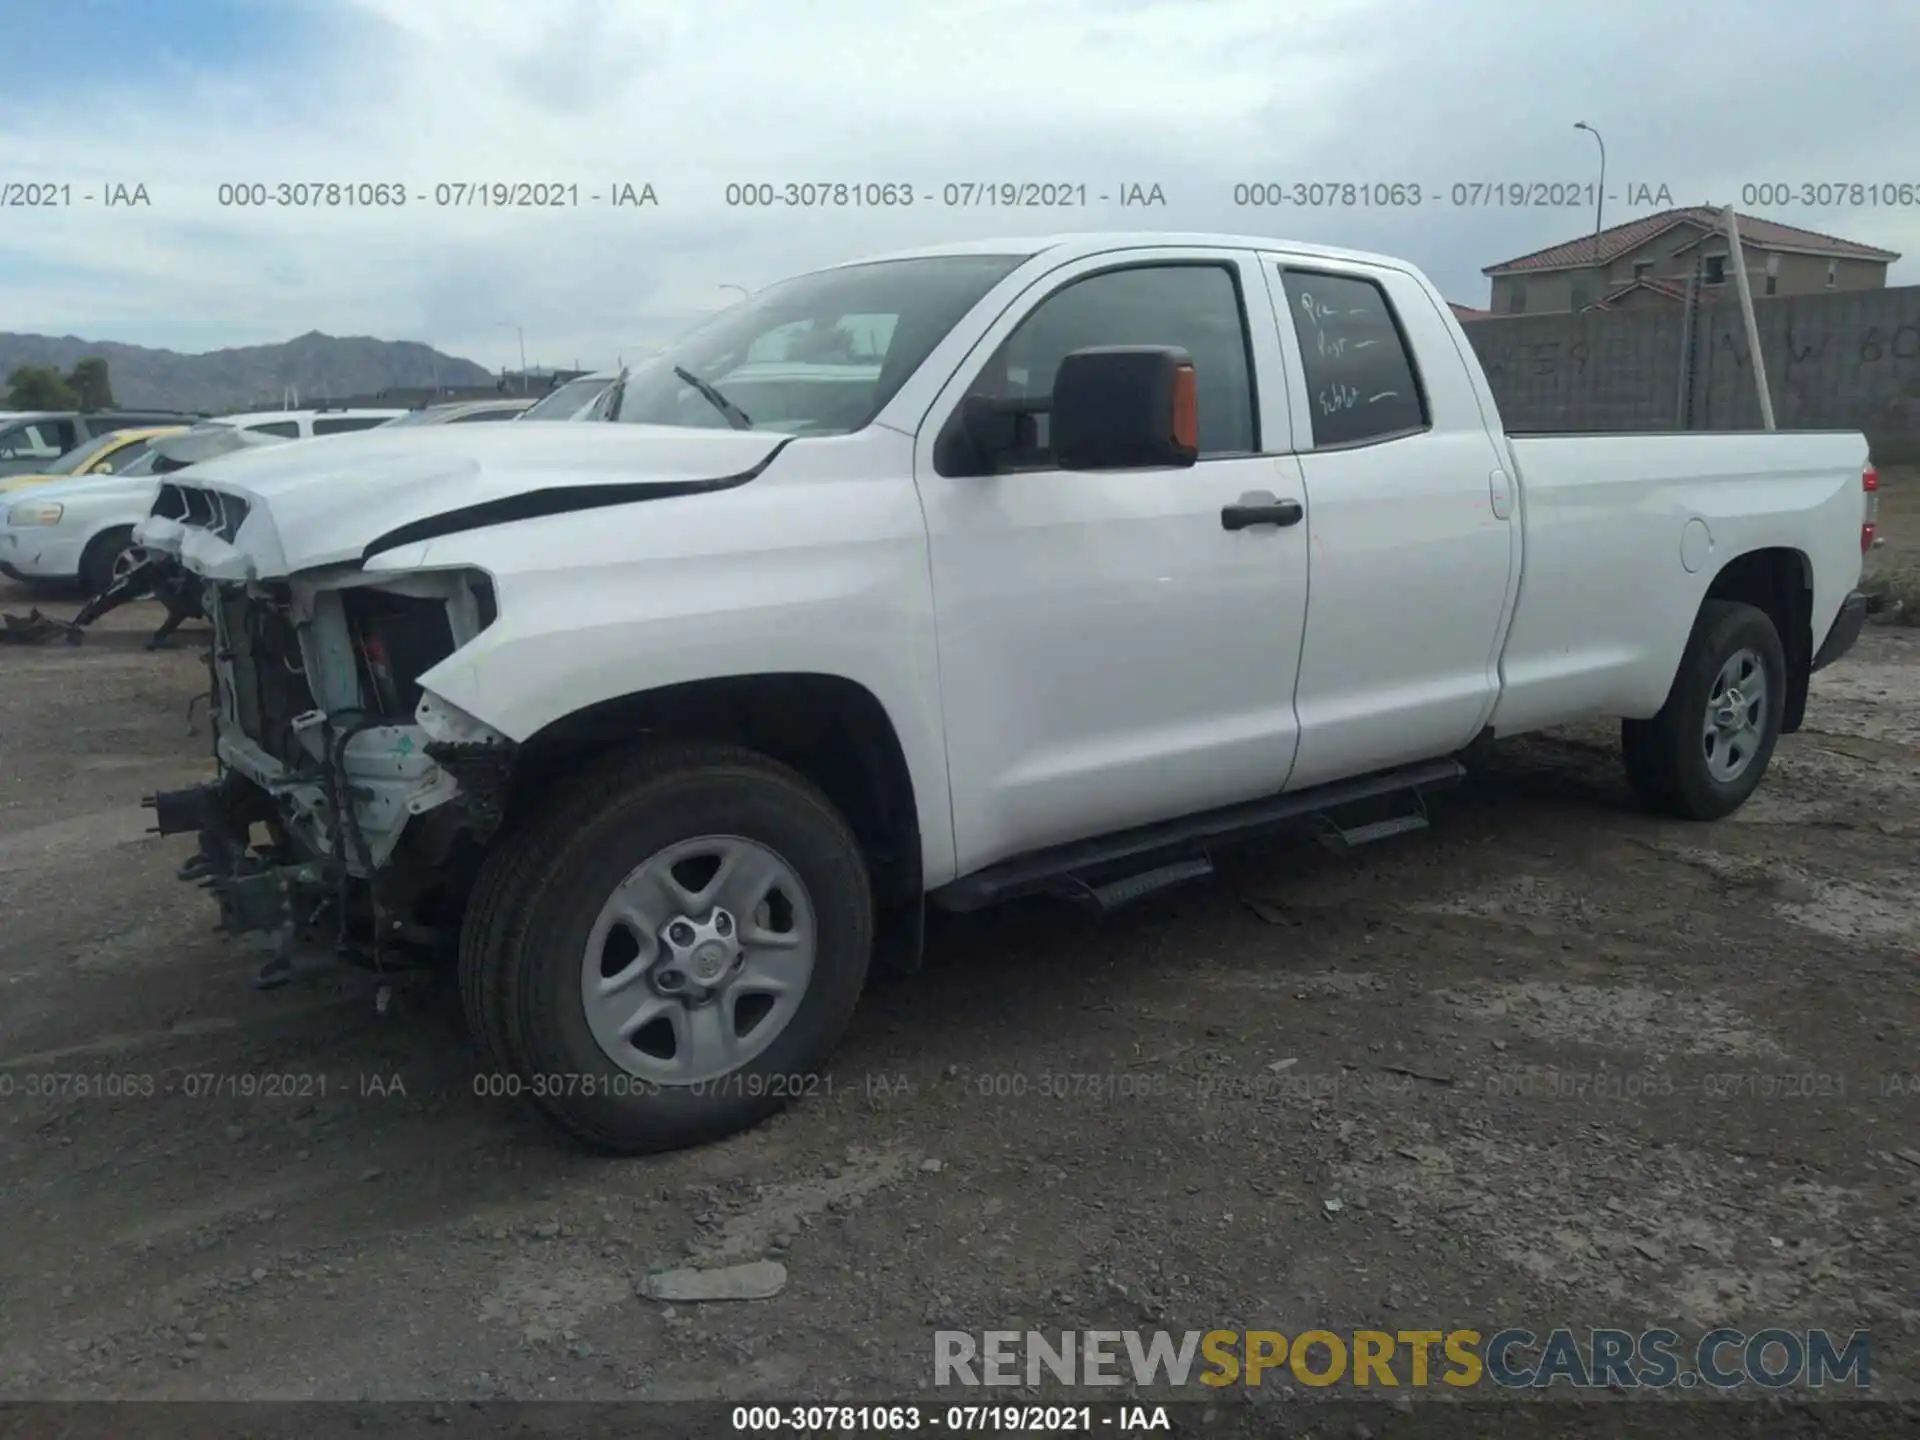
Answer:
495, 321, 527, 391
1573, 122, 1607, 276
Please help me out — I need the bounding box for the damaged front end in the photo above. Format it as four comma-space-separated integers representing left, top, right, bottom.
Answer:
140, 491, 517, 988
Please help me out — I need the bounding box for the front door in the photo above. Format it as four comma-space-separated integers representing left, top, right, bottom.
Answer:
913, 252, 1312, 876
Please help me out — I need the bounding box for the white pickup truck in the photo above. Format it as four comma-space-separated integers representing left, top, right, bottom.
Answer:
136, 231, 1874, 1154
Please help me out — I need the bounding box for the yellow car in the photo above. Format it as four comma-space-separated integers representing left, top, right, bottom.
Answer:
0, 425, 189, 495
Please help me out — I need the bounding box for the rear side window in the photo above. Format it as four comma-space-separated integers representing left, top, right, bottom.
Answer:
313, 416, 388, 435
450, 408, 520, 422
1279, 269, 1428, 449
247, 421, 301, 438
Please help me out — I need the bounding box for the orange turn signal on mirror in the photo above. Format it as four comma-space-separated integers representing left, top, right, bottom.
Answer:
1171, 363, 1198, 452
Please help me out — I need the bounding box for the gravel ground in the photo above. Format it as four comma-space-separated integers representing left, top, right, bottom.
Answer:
0, 477, 1915, 1417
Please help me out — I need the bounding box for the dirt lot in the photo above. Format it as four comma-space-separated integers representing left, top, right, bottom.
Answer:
1, 477, 1917, 1413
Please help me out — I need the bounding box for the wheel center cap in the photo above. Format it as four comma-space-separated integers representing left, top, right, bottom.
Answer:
691, 941, 730, 981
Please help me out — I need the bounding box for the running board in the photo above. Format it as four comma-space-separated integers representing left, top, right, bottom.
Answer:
1316, 801, 1431, 853
1063, 856, 1216, 916
929, 758, 1465, 913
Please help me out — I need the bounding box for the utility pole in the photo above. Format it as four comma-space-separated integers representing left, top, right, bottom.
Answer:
1573, 122, 1607, 298
1722, 204, 1776, 429
496, 322, 527, 392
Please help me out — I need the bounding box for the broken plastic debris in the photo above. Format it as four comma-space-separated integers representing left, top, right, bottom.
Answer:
638, 1260, 787, 1302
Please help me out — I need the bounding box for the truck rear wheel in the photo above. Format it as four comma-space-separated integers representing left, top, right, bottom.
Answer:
459, 743, 873, 1154
1621, 599, 1786, 821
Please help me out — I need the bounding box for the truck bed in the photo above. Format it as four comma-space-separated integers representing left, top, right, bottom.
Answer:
1489, 428, 1870, 736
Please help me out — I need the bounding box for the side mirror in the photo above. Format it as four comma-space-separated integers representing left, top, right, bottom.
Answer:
94, 462, 114, 474
958, 393, 1042, 461
1050, 345, 1198, 471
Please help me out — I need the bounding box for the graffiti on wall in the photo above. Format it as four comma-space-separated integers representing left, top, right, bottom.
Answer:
1706, 320, 1920, 377
1471, 313, 1920, 387
1473, 335, 1639, 383
1462, 288, 1920, 451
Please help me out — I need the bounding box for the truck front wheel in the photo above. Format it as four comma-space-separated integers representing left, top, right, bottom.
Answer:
459, 743, 874, 1154
1621, 599, 1786, 821
79, 526, 140, 596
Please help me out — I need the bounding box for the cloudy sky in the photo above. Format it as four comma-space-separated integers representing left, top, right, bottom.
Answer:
3, 0, 1916, 371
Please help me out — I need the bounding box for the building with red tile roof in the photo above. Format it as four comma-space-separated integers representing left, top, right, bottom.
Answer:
1481, 207, 1899, 315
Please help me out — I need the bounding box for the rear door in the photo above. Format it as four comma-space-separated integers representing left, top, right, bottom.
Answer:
1260, 255, 1520, 790
913, 249, 1312, 875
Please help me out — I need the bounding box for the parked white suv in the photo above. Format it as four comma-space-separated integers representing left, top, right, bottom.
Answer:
138, 232, 1872, 1156
210, 408, 408, 440
0, 410, 401, 591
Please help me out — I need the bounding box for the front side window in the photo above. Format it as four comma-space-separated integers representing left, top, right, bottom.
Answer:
450, 407, 521, 422
89, 435, 155, 472
313, 415, 389, 435
247, 421, 301, 439
39, 429, 128, 475
608, 254, 1025, 437
1280, 269, 1428, 449
962, 263, 1258, 468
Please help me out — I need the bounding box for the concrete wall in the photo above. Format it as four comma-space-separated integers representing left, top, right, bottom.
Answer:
1459, 282, 1920, 461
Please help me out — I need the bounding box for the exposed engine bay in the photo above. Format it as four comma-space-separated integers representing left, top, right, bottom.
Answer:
145, 546, 515, 988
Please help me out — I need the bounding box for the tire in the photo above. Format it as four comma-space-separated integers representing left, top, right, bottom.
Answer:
78, 526, 138, 597
1621, 599, 1786, 821
458, 742, 874, 1154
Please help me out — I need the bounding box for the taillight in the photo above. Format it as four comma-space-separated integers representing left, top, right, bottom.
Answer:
1862, 464, 1879, 553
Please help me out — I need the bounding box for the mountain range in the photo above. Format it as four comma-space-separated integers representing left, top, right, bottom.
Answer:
0, 331, 496, 412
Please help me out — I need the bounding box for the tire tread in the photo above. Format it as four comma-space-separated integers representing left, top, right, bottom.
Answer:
1620, 599, 1785, 821
457, 741, 872, 1153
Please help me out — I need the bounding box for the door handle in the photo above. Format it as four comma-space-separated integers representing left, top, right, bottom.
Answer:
1487, 468, 1512, 520
1220, 494, 1304, 531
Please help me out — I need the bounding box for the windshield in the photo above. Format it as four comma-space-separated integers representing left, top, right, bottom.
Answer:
608, 254, 1025, 436
116, 449, 162, 478
380, 408, 448, 427
521, 376, 614, 421
41, 430, 126, 475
